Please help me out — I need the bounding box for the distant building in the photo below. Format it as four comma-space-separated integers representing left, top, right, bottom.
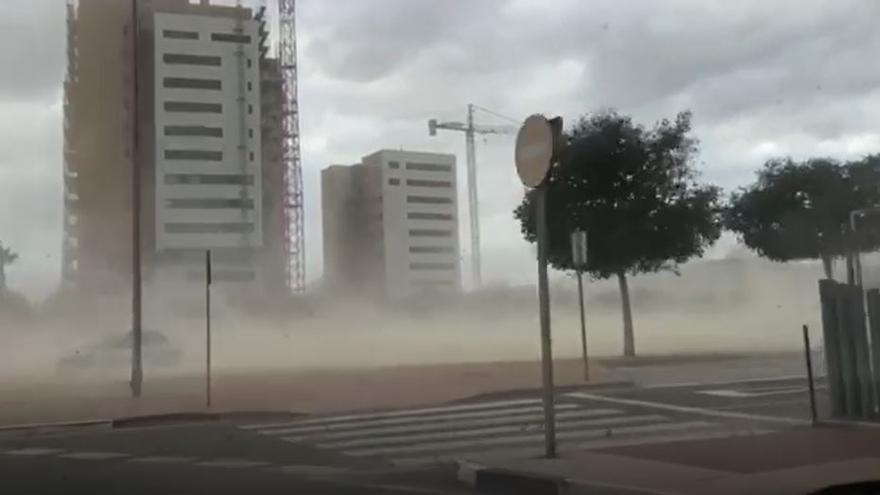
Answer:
62, 0, 288, 296
321, 150, 461, 300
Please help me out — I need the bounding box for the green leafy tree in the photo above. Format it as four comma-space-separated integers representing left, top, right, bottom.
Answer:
0, 242, 18, 292
514, 111, 722, 357
725, 156, 880, 280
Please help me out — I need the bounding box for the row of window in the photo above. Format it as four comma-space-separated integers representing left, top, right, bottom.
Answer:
407, 195, 452, 205
410, 262, 456, 271
409, 245, 455, 253
409, 229, 452, 237
165, 125, 223, 137
164, 174, 253, 185
388, 161, 452, 172
165, 101, 222, 113
407, 212, 453, 221
163, 30, 252, 44
164, 150, 255, 162
165, 222, 254, 234
389, 178, 452, 188
165, 198, 253, 209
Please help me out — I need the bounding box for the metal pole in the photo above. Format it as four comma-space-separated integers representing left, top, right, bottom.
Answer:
466, 103, 481, 288
851, 211, 863, 287
535, 186, 556, 458
803, 324, 818, 424
577, 271, 589, 381
130, 0, 143, 399
206, 250, 212, 409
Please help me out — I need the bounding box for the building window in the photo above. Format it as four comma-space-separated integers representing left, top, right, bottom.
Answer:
247, 81, 252, 91
389, 178, 400, 185
164, 149, 223, 161
164, 126, 223, 137
247, 58, 252, 68
248, 128, 253, 139
407, 179, 452, 188
410, 262, 457, 270
163, 53, 221, 66
211, 33, 252, 44
165, 222, 254, 234
165, 174, 253, 185
406, 162, 452, 172
407, 212, 453, 221
388, 161, 400, 169
409, 245, 455, 253
248, 104, 253, 115
409, 229, 453, 237
163, 29, 198, 40
166, 198, 254, 209
163, 77, 221, 90
249, 151, 254, 162
164, 101, 222, 113
406, 195, 452, 205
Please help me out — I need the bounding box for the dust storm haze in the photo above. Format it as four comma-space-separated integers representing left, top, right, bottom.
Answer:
0, 252, 829, 382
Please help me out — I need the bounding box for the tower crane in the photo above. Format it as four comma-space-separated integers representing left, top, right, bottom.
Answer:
428, 104, 517, 289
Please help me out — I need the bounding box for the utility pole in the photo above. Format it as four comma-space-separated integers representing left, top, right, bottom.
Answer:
428, 105, 516, 289
130, 0, 143, 398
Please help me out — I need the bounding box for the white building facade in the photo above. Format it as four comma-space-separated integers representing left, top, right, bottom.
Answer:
362, 150, 461, 300
151, 11, 263, 284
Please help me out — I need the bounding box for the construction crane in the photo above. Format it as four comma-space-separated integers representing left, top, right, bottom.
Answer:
279, 0, 306, 292
428, 104, 517, 289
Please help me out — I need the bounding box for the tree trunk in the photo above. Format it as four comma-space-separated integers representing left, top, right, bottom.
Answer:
617, 271, 635, 357
821, 254, 834, 281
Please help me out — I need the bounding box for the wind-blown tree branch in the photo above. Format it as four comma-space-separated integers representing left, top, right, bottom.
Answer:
0, 242, 18, 292
725, 156, 880, 280
515, 111, 723, 357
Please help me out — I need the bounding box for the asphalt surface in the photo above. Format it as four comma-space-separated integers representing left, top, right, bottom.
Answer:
0, 374, 827, 494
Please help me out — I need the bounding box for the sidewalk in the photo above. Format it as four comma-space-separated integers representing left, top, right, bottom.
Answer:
0, 357, 618, 427
459, 426, 880, 494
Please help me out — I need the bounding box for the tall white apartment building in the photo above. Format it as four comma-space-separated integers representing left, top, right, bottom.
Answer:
322, 150, 461, 300
151, 9, 263, 284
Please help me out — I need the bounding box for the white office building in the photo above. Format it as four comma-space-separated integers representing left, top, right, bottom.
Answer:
151, 9, 263, 284
322, 150, 461, 300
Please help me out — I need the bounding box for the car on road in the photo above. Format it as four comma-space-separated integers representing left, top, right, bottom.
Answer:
57, 329, 183, 371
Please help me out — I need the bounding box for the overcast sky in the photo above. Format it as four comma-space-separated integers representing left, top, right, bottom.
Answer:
2, 0, 880, 299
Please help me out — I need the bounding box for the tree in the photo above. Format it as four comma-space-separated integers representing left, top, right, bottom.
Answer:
514, 111, 722, 357
0, 242, 18, 292
725, 156, 880, 280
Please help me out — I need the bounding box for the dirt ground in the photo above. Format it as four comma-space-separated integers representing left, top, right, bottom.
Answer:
0, 358, 613, 427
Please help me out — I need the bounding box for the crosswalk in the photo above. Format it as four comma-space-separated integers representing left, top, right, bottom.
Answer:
242, 396, 774, 466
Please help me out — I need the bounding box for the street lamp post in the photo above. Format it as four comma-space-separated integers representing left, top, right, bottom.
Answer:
130, 0, 143, 398
571, 230, 589, 381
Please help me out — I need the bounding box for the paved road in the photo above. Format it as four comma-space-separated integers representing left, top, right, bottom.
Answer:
241, 376, 813, 467
0, 374, 822, 493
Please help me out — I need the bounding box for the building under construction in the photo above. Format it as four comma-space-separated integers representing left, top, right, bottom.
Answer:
62, 0, 305, 297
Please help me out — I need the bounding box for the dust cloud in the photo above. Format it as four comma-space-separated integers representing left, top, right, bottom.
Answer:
1, 253, 829, 382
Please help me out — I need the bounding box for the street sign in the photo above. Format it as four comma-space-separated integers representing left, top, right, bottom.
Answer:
515, 115, 554, 187
571, 230, 587, 269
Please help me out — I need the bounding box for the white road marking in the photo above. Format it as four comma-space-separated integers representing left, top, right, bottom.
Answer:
284, 408, 621, 442
696, 387, 806, 398
321, 414, 668, 450
346, 420, 712, 457
196, 459, 271, 468
128, 456, 196, 463
241, 398, 543, 430
263, 404, 577, 436
275, 465, 351, 476
566, 391, 809, 425
642, 375, 806, 390
59, 452, 129, 460
1, 448, 64, 456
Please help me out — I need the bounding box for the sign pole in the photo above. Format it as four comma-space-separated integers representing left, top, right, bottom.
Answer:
205, 250, 212, 409
577, 270, 589, 381
535, 185, 557, 458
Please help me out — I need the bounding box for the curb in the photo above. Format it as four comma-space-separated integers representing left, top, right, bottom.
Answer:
111, 410, 303, 428
456, 460, 670, 495
0, 418, 111, 434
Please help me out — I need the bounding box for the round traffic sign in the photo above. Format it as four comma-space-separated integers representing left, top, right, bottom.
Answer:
515, 115, 554, 187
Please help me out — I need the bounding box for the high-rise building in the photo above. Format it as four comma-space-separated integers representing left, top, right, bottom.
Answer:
63, 0, 290, 296
321, 150, 461, 300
